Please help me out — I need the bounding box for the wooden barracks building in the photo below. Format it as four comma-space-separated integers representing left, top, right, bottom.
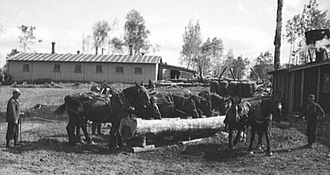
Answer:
6, 43, 196, 83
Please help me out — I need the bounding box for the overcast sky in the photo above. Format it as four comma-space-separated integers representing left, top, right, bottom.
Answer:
0, 0, 329, 67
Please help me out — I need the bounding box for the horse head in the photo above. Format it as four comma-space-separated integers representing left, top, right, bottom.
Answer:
223, 96, 233, 115
186, 97, 200, 118
226, 97, 249, 123
123, 82, 150, 109
227, 102, 240, 123
201, 96, 212, 117
148, 96, 162, 119
272, 98, 282, 123
259, 98, 282, 123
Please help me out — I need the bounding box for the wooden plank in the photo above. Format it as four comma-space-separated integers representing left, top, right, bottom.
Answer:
130, 145, 156, 153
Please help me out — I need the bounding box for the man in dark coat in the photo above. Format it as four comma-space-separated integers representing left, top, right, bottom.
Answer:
6, 89, 23, 148
300, 94, 325, 148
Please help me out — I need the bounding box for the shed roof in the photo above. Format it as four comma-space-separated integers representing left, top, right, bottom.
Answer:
269, 60, 330, 74
288, 60, 330, 72
7, 53, 162, 64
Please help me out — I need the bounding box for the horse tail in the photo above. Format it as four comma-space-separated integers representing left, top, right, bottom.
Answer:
53, 95, 73, 116
53, 103, 67, 116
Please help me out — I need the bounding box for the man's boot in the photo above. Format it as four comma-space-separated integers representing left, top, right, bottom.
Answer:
6, 139, 11, 148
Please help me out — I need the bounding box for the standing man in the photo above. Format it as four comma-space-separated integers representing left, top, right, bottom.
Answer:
300, 94, 325, 148
5, 89, 23, 148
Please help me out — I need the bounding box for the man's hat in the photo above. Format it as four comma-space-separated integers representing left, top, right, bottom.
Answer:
308, 94, 315, 99
13, 88, 21, 94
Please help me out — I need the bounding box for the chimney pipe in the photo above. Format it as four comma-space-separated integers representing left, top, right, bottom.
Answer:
129, 44, 133, 55
51, 42, 55, 54
77, 50, 80, 54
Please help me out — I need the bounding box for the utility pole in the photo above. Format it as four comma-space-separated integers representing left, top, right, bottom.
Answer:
274, 0, 283, 70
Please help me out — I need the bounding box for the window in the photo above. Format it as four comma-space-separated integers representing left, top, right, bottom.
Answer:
96, 65, 103, 73
134, 67, 142, 74
23, 64, 30, 72
54, 64, 61, 72
74, 65, 82, 73
116, 66, 124, 73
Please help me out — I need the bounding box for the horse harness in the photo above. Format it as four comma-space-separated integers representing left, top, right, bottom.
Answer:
69, 91, 135, 126
253, 99, 274, 124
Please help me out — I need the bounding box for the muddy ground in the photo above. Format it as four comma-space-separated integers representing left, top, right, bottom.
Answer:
0, 83, 329, 175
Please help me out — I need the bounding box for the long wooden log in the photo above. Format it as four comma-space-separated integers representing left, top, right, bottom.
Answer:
119, 115, 226, 140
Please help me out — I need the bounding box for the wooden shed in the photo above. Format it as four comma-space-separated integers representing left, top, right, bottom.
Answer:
158, 63, 196, 80
270, 60, 330, 116
6, 52, 162, 83
271, 29, 330, 117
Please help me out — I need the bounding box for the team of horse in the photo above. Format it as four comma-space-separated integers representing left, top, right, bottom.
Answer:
54, 82, 151, 149
225, 95, 282, 156
54, 82, 282, 156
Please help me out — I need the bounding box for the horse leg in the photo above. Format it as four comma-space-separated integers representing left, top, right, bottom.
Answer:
80, 122, 95, 145
239, 126, 247, 143
116, 132, 124, 148
265, 124, 272, 156
257, 128, 264, 151
242, 128, 247, 143
228, 124, 233, 149
108, 125, 118, 150
233, 129, 241, 146
75, 125, 83, 144
248, 126, 256, 153
97, 123, 103, 135
224, 115, 229, 131
109, 118, 122, 150
66, 120, 77, 146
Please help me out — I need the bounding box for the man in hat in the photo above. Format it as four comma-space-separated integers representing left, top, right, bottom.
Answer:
299, 94, 325, 148
5, 88, 23, 148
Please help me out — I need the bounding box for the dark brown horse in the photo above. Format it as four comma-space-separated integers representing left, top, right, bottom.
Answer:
198, 90, 230, 115
150, 91, 176, 118
247, 97, 282, 156
225, 96, 251, 149
133, 96, 162, 120
172, 93, 200, 118
183, 93, 212, 117
54, 82, 150, 149
150, 91, 200, 118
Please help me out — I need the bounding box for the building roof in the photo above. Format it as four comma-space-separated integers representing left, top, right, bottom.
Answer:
7, 53, 162, 64
268, 60, 330, 74
288, 60, 330, 72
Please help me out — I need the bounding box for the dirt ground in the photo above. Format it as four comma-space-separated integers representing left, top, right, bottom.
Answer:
0, 83, 330, 175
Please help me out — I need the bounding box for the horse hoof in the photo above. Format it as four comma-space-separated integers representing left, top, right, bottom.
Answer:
266, 152, 273, 156
90, 141, 96, 145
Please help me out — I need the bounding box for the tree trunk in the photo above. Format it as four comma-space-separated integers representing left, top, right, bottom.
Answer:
95, 46, 99, 55
119, 115, 226, 139
274, 0, 283, 70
